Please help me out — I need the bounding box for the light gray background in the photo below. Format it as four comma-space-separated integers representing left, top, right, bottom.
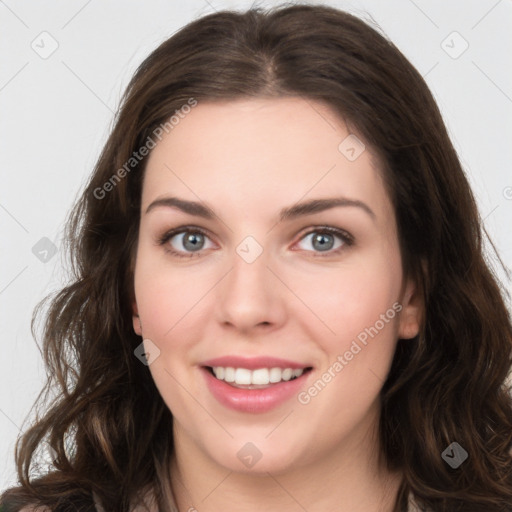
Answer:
1, 0, 511, 492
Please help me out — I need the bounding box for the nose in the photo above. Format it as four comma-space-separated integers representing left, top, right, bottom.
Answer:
215, 245, 287, 334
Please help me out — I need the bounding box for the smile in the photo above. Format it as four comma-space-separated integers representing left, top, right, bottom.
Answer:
208, 366, 309, 388
200, 356, 314, 413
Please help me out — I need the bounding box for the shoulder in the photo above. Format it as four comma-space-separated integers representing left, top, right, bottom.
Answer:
407, 492, 432, 512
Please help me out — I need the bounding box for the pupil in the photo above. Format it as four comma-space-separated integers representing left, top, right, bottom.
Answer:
313, 233, 333, 251
184, 233, 204, 251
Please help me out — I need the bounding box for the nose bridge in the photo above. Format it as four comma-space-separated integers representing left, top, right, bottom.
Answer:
216, 234, 284, 330
227, 237, 271, 301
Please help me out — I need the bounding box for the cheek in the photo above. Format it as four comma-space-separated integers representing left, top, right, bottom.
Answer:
288, 250, 403, 413
289, 250, 402, 344
293, 264, 401, 428
133, 252, 210, 412
133, 249, 214, 343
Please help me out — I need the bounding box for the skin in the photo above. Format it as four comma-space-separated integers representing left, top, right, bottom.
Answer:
131, 97, 422, 512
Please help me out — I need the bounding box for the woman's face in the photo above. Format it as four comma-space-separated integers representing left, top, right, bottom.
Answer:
132, 97, 421, 474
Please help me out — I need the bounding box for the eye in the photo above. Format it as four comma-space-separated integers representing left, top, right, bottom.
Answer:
294, 227, 353, 256
157, 225, 353, 259
157, 226, 216, 258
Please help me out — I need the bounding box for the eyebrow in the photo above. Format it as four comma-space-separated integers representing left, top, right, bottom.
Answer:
145, 196, 376, 222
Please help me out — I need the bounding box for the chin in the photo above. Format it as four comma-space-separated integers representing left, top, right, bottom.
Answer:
204, 436, 308, 476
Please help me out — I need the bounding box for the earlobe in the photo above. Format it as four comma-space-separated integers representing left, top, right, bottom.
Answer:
398, 277, 423, 340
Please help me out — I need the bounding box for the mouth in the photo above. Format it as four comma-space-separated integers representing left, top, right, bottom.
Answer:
199, 356, 314, 413
203, 365, 313, 389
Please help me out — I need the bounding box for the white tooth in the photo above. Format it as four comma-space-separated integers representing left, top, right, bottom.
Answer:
224, 367, 235, 382
234, 368, 252, 385
216, 366, 306, 385
269, 367, 282, 383
281, 368, 293, 381
213, 367, 225, 380
251, 368, 270, 385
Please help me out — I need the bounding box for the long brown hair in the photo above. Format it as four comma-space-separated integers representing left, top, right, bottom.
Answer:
2, 4, 511, 511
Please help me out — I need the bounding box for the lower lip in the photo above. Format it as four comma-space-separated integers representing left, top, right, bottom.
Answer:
202, 367, 311, 413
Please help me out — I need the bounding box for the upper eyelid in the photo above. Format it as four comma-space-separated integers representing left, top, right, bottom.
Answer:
159, 225, 352, 249
292, 227, 353, 252
157, 225, 214, 245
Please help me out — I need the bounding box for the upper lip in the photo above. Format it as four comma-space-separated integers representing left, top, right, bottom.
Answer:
200, 356, 312, 370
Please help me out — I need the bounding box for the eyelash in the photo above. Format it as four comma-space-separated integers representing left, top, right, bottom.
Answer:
156, 225, 354, 259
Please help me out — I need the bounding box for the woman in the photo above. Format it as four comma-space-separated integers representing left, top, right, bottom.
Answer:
2, 4, 511, 512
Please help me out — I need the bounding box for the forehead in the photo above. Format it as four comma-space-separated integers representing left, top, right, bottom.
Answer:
141, 97, 391, 221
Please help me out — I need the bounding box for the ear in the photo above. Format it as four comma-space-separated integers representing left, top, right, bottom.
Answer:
132, 300, 142, 336
129, 247, 142, 336
398, 275, 423, 340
